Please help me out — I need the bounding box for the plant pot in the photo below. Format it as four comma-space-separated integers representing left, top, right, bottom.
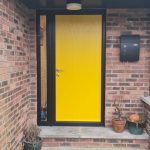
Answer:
127, 120, 144, 135
112, 118, 126, 133
23, 137, 42, 150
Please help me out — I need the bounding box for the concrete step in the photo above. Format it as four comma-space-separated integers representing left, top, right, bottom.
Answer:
42, 147, 148, 150
40, 126, 148, 140
40, 126, 149, 149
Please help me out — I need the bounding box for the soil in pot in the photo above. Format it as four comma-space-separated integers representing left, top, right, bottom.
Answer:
112, 118, 126, 133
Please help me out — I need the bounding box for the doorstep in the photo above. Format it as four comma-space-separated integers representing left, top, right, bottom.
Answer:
40, 126, 149, 140
42, 148, 148, 150
40, 127, 149, 149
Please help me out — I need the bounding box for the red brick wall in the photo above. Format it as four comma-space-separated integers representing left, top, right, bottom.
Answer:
42, 138, 149, 149
43, 138, 148, 149
106, 9, 150, 126
0, 3, 150, 149
0, 0, 35, 149
143, 102, 150, 148
28, 9, 150, 127
28, 11, 37, 124
144, 103, 150, 134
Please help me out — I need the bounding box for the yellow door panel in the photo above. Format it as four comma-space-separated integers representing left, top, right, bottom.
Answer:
56, 15, 102, 122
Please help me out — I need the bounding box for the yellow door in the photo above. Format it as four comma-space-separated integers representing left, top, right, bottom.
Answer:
56, 15, 102, 122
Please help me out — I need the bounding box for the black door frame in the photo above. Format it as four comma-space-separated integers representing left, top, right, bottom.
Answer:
37, 9, 106, 126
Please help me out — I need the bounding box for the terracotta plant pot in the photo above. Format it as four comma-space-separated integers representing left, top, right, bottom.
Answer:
112, 118, 126, 133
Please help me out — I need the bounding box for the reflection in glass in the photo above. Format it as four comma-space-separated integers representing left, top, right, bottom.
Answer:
40, 16, 47, 121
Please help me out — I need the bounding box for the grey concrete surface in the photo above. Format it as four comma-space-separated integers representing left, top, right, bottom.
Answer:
40, 126, 149, 140
141, 96, 150, 105
42, 147, 148, 150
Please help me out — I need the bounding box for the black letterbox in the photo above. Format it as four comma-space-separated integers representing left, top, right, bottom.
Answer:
120, 35, 140, 62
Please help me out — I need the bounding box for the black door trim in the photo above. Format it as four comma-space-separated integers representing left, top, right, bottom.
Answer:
37, 9, 106, 126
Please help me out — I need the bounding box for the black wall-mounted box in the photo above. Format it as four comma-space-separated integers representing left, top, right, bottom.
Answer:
120, 35, 140, 62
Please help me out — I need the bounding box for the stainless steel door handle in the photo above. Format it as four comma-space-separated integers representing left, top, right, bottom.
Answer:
56, 68, 64, 77
56, 68, 64, 72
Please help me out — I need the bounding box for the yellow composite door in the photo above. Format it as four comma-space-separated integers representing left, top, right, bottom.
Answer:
55, 15, 102, 123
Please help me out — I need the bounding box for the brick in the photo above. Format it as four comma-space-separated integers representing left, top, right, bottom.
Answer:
113, 144, 126, 147
54, 138, 66, 142
140, 18, 150, 21
127, 144, 140, 148
60, 142, 71, 146
93, 139, 105, 142
0, 2, 150, 149
0, 0, 35, 150
42, 138, 148, 148
106, 9, 150, 127
106, 139, 119, 143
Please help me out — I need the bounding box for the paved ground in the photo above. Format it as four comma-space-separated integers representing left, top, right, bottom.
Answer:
42, 147, 148, 150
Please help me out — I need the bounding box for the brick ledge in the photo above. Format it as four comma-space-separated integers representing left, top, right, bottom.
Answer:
141, 96, 150, 106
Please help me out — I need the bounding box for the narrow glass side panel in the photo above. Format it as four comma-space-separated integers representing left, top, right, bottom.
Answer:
40, 16, 47, 121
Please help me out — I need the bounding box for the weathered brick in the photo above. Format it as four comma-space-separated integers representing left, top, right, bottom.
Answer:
0, 1, 150, 149
106, 9, 150, 127
0, 0, 35, 150
42, 138, 149, 148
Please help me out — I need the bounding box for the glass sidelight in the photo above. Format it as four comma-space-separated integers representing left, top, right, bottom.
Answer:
40, 16, 47, 121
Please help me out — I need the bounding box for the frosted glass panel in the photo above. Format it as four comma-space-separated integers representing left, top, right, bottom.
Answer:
40, 16, 47, 121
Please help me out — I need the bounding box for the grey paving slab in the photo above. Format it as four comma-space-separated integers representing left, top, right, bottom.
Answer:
40, 126, 149, 140
40, 126, 80, 138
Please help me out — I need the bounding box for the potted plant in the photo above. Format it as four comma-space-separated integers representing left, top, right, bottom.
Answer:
127, 114, 145, 135
22, 124, 42, 150
112, 100, 126, 133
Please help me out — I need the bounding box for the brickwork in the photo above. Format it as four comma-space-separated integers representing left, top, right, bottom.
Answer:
42, 138, 149, 149
27, 9, 150, 127
144, 103, 150, 134
0, 1, 150, 149
28, 11, 37, 123
143, 102, 150, 148
106, 9, 150, 126
0, 0, 35, 149
28, 9, 150, 127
